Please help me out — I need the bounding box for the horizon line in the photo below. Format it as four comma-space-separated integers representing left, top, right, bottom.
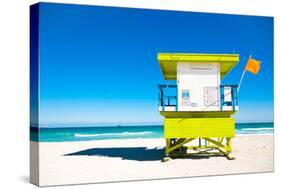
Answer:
31, 121, 274, 128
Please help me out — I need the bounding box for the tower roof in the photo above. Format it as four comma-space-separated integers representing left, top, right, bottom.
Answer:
157, 53, 239, 80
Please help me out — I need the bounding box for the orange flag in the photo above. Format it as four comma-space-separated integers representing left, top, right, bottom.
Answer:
245, 57, 261, 75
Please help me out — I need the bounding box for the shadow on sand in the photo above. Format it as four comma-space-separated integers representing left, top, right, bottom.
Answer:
64, 147, 165, 161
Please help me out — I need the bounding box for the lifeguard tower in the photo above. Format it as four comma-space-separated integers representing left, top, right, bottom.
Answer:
157, 53, 239, 160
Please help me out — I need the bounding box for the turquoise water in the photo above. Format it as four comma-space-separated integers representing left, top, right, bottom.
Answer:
30, 122, 273, 142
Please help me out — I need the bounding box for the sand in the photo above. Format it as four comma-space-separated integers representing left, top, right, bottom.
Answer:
31, 135, 274, 186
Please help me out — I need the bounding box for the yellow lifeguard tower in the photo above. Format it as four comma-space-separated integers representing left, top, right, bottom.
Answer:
157, 53, 239, 160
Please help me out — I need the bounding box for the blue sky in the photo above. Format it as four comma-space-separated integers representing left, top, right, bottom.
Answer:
37, 3, 273, 126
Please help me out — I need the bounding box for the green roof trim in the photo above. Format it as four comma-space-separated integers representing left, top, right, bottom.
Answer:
157, 53, 240, 80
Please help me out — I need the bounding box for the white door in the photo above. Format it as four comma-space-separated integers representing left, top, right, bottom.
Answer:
177, 62, 220, 111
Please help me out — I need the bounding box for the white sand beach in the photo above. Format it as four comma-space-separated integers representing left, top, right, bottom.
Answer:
31, 135, 274, 186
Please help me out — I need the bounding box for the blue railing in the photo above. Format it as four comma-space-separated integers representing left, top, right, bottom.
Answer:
158, 84, 177, 109
220, 84, 238, 110
158, 84, 238, 111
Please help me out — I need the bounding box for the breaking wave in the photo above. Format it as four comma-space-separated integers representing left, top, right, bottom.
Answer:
74, 131, 153, 138
240, 128, 273, 131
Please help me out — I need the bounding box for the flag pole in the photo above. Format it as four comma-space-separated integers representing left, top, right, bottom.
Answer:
237, 69, 246, 93
237, 55, 251, 93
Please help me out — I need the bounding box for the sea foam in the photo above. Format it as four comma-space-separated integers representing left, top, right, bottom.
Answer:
74, 131, 153, 138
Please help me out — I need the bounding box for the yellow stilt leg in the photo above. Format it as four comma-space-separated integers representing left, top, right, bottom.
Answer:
163, 137, 235, 161
165, 139, 170, 155
226, 137, 232, 152
166, 138, 195, 154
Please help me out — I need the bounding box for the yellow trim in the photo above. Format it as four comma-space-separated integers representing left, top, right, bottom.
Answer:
157, 53, 239, 80
164, 117, 235, 138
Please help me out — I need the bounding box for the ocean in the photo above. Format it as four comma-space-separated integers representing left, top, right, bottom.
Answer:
30, 122, 274, 142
